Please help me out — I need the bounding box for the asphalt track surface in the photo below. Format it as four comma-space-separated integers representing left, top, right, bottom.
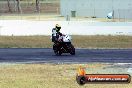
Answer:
0, 48, 132, 64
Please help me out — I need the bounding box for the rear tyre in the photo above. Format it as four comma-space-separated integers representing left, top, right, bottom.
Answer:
69, 44, 75, 55
70, 49, 75, 55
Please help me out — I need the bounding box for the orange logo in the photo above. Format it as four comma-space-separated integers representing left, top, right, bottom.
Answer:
76, 66, 131, 85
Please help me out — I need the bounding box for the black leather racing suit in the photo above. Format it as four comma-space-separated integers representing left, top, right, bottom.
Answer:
52, 28, 62, 42
52, 28, 63, 50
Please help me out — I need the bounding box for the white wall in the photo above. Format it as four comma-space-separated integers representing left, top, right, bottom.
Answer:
0, 20, 132, 36
60, 0, 132, 18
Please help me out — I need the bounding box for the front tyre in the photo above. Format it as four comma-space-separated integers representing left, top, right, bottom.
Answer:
53, 44, 62, 56
54, 50, 62, 56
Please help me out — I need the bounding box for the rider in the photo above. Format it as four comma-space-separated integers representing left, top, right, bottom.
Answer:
52, 24, 63, 43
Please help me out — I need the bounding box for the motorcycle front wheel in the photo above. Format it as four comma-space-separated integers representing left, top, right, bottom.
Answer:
53, 43, 62, 56
54, 50, 62, 56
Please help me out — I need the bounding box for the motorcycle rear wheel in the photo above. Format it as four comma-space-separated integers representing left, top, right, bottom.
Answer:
69, 44, 75, 55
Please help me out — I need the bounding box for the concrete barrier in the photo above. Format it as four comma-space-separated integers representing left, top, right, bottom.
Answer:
0, 20, 132, 36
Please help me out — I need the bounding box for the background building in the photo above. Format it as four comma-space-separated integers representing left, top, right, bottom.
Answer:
60, 0, 132, 19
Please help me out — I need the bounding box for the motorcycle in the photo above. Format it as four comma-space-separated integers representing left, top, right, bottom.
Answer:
53, 34, 75, 55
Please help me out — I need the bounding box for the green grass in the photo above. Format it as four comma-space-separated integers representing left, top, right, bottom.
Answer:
72, 35, 132, 49
0, 63, 131, 88
0, 35, 132, 48
0, 36, 52, 48
0, 14, 61, 20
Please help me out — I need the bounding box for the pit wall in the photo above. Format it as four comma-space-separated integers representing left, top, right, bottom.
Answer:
0, 20, 132, 36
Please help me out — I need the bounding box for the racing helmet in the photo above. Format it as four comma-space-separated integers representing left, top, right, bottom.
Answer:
55, 24, 61, 32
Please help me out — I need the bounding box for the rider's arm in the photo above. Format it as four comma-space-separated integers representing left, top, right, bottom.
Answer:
52, 28, 57, 42
58, 32, 63, 36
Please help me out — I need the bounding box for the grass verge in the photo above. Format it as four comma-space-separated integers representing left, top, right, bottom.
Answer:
0, 35, 132, 48
1, 15, 132, 22
0, 63, 131, 88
